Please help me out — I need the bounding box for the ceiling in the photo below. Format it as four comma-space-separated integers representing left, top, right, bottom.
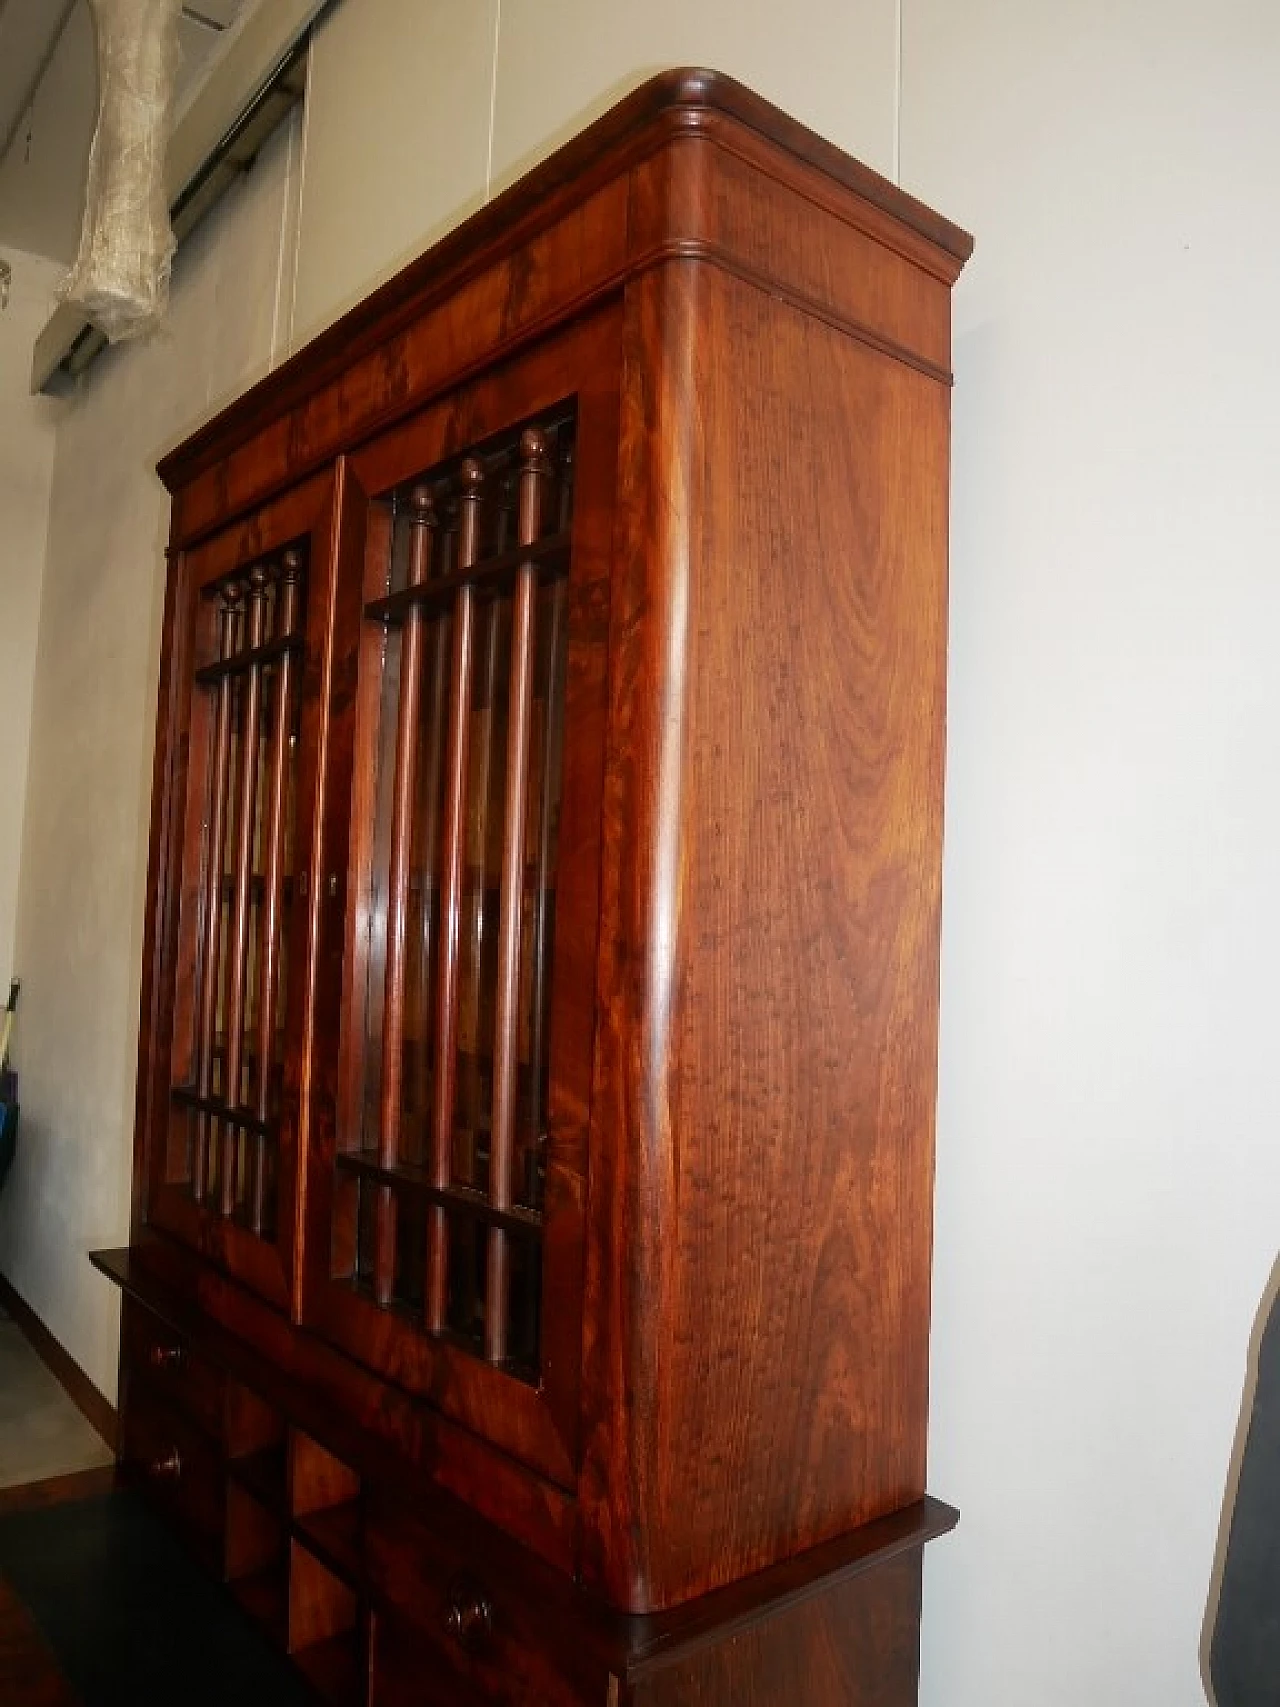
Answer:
0, 0, 248, 264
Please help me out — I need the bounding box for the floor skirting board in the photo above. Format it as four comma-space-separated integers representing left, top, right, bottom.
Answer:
0, 1273, 117, 1451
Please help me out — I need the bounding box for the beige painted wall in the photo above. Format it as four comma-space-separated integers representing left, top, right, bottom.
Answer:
0, 250, 62, 993
905, 3, 1280, 1702
0, 111, 304, 1403
290, 0, 898, 342
0, 3, 97, 266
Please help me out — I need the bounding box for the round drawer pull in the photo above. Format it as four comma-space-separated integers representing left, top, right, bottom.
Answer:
148, 1446, 182, 1481
148, 1341, 185, 1372
444, 1577, 493, 1651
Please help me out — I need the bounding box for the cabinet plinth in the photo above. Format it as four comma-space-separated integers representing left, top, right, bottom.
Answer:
100, 66, 971, 1706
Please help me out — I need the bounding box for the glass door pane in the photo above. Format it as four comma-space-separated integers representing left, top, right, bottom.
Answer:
169, 546, 308, 1240
334, 410, 575, 1383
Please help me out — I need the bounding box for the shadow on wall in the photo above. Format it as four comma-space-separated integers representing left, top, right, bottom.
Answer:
1203, 1251, 1280, 1705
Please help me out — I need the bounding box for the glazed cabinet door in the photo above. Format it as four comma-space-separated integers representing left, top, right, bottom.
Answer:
141, 472, 350, 1311
303, 308, 621, 1487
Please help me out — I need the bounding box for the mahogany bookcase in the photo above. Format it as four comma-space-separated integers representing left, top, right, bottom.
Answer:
93, 68, 972, 1707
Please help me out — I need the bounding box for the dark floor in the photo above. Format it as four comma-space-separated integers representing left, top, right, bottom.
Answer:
0, 1476, 315, 1707
0, 1574, 79, 1706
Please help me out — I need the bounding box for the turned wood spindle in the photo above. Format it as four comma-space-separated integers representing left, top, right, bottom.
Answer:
219, 565, 269, 1218
486, 425, 552, 1362
458, 518, 505, 1181
372, 488, 437, 1305
248, 549, 303, 1233
194, 581, 241, 1203
524, 568, 569, 1208
426, 458, 485, 1332
412, 538, 453, 1162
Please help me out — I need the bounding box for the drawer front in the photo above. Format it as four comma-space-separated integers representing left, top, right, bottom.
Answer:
121, 1379, 224, 1551
364, 1497, 609, 1707
372, 1610, 483, 1707
122, 1297, 226, 1441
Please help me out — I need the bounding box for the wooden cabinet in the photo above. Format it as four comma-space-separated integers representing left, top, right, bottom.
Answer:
96, 68, 971, 1705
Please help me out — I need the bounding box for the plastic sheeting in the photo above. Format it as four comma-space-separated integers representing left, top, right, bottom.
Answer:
62, 0, 182, 343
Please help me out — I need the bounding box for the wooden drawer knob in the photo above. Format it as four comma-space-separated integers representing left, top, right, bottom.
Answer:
148, 1447, 182, 1481
148, 1341, 185, 1372
444, 1578, 493, 1651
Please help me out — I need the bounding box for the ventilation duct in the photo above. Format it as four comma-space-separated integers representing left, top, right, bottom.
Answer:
61, 0, 183, 343
34, 0, 327, 390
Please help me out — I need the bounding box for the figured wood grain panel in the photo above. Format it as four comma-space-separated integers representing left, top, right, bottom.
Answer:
170, 183, 629, 548
624, 1554, 923, 1707
583, 260, 951, 1611
627, 136, 954, 377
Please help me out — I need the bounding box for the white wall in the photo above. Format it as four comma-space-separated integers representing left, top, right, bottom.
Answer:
0, 111, 304, 1402
5, 1, 1278, 1699
0, 250, 62, 993
906, 3, 1280, 1702
0, 3, 96, 266
291, 0, 897, 342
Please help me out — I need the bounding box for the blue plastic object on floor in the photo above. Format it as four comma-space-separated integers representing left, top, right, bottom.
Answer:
0, 1098, 15, 1193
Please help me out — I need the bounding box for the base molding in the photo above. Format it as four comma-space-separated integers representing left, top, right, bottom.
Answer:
0, 1271, 118, 1451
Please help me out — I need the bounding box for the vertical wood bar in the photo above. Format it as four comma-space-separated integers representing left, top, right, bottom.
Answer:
458, 577, 502, 1178
523, 573, 568, 1207
459, 464, 516, 1196
411, 607, 451, 1161
249, 550, 303, 1233
426, 458, 484, 1331
220, 567, 269, 1217
523, 436, 573, 1197
486, 426, 551, 1362
194, 584, 240, 1202
373, 488, 436, 1306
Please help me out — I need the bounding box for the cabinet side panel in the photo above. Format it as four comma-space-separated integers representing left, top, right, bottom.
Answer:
585, 262, 952, 1609
625, 1553, 924, 1707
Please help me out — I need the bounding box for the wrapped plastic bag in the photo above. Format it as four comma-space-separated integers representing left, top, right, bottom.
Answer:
62, 0, 182, 343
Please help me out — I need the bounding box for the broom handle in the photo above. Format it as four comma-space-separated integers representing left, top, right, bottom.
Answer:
0, 981, 19, 1075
